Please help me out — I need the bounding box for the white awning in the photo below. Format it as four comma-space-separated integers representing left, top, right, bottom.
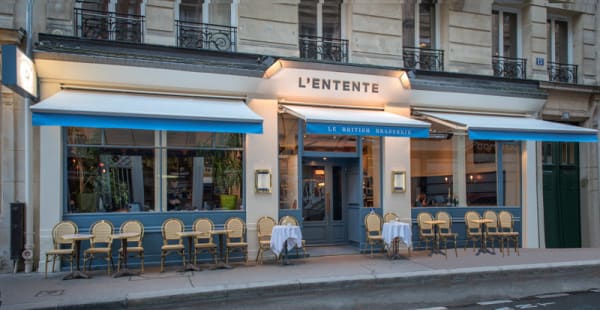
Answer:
31, 90, 263, 133
421, 112, 597, 142
281, 105, 430, 137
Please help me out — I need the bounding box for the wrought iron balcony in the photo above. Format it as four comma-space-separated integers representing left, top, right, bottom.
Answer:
548, 62, 578, 84
492, 56, 527, 79
299, 35, 348, 63
403, 47, 444, 72
74, 8, 144, 43
176, 20, 237, 52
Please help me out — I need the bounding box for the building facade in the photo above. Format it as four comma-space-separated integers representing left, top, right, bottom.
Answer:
0, 0, 599, 273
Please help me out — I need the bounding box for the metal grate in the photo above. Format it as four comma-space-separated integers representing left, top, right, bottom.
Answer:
176, 20, 237, 52
299, 35, 348, 63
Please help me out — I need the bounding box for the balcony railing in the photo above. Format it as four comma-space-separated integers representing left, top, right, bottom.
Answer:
548, 62, 578, 84
299, 35, 348, 63
403, 47, 444, 72
176, 20, 237, 52
492, 56, 527, 79
74, 8, 144, 43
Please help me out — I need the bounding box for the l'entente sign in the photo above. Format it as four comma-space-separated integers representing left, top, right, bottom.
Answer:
298, 76, 380, 94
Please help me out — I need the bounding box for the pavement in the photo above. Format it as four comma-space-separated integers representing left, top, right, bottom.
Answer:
1, 247, 600, 309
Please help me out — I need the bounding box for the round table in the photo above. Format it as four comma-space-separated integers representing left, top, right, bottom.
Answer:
112, 232, 141, 277
61, 233, 93, 280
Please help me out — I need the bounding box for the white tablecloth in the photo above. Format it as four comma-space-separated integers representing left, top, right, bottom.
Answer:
270, 225, 303, 257
382, 222, 412, 247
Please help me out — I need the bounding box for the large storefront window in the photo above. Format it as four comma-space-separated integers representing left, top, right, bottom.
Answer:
66, 127, 244, 213
279, 114, 299, 209
362, 137, 381, 208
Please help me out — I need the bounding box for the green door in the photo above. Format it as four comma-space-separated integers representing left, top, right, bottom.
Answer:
542, 142, 581, 248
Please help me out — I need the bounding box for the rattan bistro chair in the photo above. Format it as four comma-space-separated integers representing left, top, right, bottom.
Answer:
160, 218, 185, 272
364, 212, 385, 257
256, 216, 277, 264
383, 212, 399, 223
464, 211, 483, 252
498, 211, 520, 256
435, 211, 458, 257
225, 217, 249, 264
193, 218, 218, 265
416, 212, 435, 251
278, 215, 307, 257
483, 210, 502, 255
45, 220, 78, 278
118, 220, 144, 273
83, 220, 114, 275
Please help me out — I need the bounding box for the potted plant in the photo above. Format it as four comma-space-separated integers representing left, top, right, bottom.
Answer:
213, 151, 242, 210
71, 147, 100, 212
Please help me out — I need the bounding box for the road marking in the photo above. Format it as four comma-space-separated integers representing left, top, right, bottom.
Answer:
414, 307, 447, 310
590, 289, 600, 293
534, 293, 569, 299
478, 300, 513, 305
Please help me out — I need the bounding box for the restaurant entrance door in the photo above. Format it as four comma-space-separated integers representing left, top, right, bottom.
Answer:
301, 158, 356, 245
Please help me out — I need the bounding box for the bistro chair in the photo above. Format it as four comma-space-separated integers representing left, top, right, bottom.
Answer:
45, 220, 78, 278
383, 212, 399, 223
278, 215, 308, 257
118, 220, 145, 273
225, 217, 249, 264
83, 220, 114, 275
193, 218, 218, 265
435, 211, 458, 257
416, 212, 435, 251
464, 211, 483, 252
256, 216, 277, 264
160, 218, 186, 272
364, 212, 385, 257
483, 210, 502, 255
498, 211, 520, 256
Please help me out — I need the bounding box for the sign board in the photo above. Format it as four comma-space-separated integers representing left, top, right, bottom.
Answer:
2, 44, 38, 99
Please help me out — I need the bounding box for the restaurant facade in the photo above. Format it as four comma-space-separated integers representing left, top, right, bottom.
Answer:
1, 0, 600, 272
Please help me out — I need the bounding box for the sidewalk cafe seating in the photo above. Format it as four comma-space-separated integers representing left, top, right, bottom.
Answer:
416, 212, 435, 251
118, 220, 145, 273
498, 211, 520, 256
193, 218, 218, 265
435, 211, 458, 257
45, 220, 78, 278
256, 216, 277, 264
383, 212, 399, 223
225, 217, 248, 264
160, 218, 185, 272
464, 211, 483, 252
483, 210, 502, 255
279, 215, 307, 257
364, 212, 385, 257
83, 220, 114, 275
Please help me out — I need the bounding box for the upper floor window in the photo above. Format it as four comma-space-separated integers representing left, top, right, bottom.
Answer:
402, 0, 443, 71
492, 8, 526, 79
298, 0, 348, 62
75, 0, 144, 43
176, 0, 237, 51
547, 16, 577, 83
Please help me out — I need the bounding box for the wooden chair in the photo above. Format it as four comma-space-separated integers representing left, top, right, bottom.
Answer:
118, 220, 144, 273
256, 216, 277, 264
482, 210, 502, 255
279, 215, 308, 257
83, 220, 114, 275
193, 218, 218, 265
160, 218, 185, 272
416, 212, 435, 251
498, 211, 520, 256
364, 212, 384, 257
45, 220, 78, 278
435, 211, 458, 257
464, 211, 482, 252
383, 212, 399, 223
225, 217, 248, 264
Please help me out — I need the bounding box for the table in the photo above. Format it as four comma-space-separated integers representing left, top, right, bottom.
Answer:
176, 231, 204, 272
382, 221, 412, 260
61, 233, 93, 280
211, 229, 232, 269
270, 225, 303, 266
470, 218, 495, 255
112, 232, 141, 278
423, 219, 446, 256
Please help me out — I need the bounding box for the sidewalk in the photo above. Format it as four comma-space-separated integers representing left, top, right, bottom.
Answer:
1, 247, 600, 309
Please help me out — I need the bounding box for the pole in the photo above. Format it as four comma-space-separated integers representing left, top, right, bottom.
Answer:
23, 0, 34, 273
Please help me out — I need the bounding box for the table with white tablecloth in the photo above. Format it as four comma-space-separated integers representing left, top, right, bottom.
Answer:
270, 225, 303, 265
382, 221, 412, 259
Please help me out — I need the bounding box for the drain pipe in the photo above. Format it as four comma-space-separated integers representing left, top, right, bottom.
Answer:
23, 0, 34, 273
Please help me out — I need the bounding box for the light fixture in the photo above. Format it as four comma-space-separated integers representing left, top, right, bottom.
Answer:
262, 59, 283, 79
399, 70, 415, 89
392, 171, 406, 193
255, 169, 272, 193
561, 111, 570, 121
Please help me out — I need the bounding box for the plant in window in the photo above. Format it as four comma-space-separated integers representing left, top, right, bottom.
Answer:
70, 146, 101, 213
213, 151, 242, 210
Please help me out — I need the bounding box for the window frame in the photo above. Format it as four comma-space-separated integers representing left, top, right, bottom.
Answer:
403, 0, 440, 50
492, 6, 522, 58
547, 15, 573, 64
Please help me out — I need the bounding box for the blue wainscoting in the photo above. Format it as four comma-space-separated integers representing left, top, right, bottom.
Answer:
63, 210, 246, 271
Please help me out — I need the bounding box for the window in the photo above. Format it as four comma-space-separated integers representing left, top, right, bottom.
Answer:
547, 16, 577, 83
402, 0, 443, 71
278, 114, 299, 210
298, 0, 348, 62
362, 137, 381, 208
75, 0, 144, 43
492, 8, 525, 79
65, 128, 244, 213
176, 0, 237, 51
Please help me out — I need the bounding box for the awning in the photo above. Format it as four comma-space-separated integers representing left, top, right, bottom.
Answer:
421, 112, 598, 142
282, 105, 430, 137
31, 90, 263, 133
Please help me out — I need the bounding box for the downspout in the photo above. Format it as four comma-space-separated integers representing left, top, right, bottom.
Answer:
24, 0, 34, 273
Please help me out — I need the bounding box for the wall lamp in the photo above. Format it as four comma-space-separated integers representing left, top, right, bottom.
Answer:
392, 170, 406, 193
399, 70, 415, 89
255, 169, 272, 193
